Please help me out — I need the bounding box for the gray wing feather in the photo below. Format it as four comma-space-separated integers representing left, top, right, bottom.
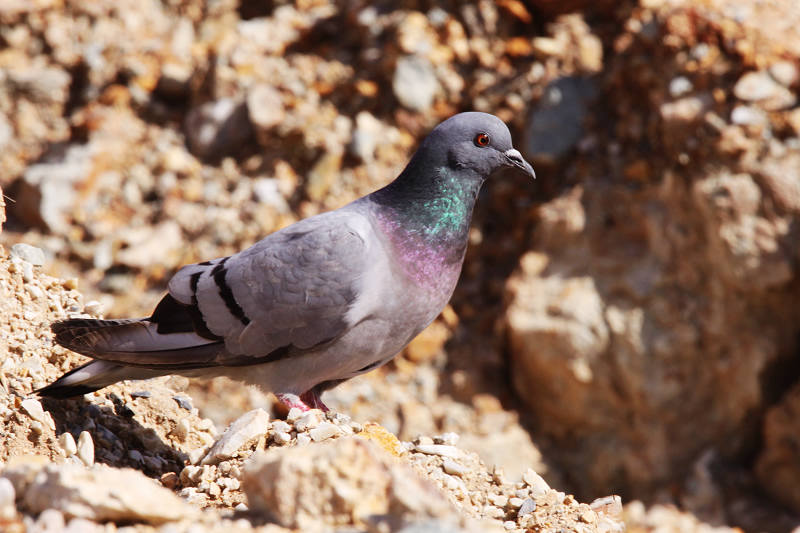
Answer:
167, 208, 374, 362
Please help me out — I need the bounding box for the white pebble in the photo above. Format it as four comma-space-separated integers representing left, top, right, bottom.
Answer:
503, 521, 517, 531
180, 465, 202, 485
10, 243, 46, 266
25, 285, 44, 300
173, 418, 191, 442
83, 300, 104, 316
294, 411, 322, 432
309, 422, 341, 442
0, 477, 15, 511
58, 432, 77, 456
29, 421, 44, 437
271, 420, 291, 434
522, 468, 550, 497
442, 459, 468, 477
21, 398, 47, 425
77, 431, 94, 467
415, 444, 461, 458
489, 494, 509, 507
434, 432, 460, 445
295, 433, 311, 446
21, 261, 34, 282
272, 431, 291, 445
187, 447, 206, 465
286, 407, 303, 422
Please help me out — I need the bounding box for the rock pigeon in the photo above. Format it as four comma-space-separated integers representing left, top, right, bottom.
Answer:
38, 112, 535, 411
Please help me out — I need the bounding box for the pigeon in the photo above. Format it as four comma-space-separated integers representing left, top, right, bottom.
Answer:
38, 112, 535, 411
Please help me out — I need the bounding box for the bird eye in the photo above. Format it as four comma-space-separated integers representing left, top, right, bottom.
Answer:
474, 133, 490, 147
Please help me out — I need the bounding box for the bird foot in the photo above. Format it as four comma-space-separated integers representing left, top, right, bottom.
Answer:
300, 389, 329, 412
276, 391, 329, 413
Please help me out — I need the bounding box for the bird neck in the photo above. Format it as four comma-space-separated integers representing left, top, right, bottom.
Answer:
370, 165, 484, 287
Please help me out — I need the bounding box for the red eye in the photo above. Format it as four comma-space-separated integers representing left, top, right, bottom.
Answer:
474, 133, 490, 147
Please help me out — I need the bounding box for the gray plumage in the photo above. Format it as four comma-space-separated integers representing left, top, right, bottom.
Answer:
39, 112, 535, 410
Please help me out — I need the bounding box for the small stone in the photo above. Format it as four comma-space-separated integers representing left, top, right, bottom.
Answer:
59, 433, 77, 457
442, 459, 468, 477
173, 418, 191, 442
248, 84, 285, 135
488, 494, 508, 507
130, 391, 151, 398
160, 472, 178, 490
393, 55, 440, 112
660, 95, 710, 123
484, 504, 505, 519
524, 76, 596, 163
184, 98, 252, 160
286, 407, 303, 423
668, 76, 693, 97
518, 498, 536, 517
433, 432, 459, 446
769, 61, 799, 87
187, 448, 205, 465
294, 410, 323, 432
77, 431, 95, 467
172, 395, 193, 411
731, 105, 766, 126
503, 521, 517, 531
0, 478, 15, 520
589, 495, 623, 518
83, 301, 103, 316
202, 408, 269, 465
271, 420, 291, 434
580, 509, 597, 523
509, 497, 524, 508
21, 398, 51, 428
20, 261, 34, 282
272, 431, 292, 445
308, 422, 341, 442
414, 444, 462, 458
295, 433, 311, 446
10, 243, 46, 266
350, 111, 382, 163
522, 468, 549, 496
30, 421, 44, 438
180, 465, 202, 486
234, 502, 248, 512
733, 70, 796, 110
206, 482, 221, 498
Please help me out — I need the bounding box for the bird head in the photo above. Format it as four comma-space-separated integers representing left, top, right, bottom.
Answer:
425, 112, 536, 181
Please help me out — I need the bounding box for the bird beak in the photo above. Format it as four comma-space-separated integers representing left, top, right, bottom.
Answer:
503, 149, 536, 179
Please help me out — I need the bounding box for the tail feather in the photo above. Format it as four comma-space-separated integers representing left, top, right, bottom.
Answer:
42, 318, 227, 398
36, 360, 164, 398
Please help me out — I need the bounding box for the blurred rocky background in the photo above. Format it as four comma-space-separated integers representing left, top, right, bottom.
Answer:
1, 0, 799, 532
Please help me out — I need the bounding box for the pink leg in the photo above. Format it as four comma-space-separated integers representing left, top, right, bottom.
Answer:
276, 393, 311, 412
276, 390, 329, 412
300, 389, 329, 412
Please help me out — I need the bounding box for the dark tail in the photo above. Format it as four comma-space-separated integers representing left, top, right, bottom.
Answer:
40, 318, 223, 398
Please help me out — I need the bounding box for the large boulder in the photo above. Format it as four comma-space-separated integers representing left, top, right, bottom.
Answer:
505, 0, 800, 501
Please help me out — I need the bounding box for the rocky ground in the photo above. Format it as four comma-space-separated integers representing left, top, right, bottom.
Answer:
1, 0, 799, 532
